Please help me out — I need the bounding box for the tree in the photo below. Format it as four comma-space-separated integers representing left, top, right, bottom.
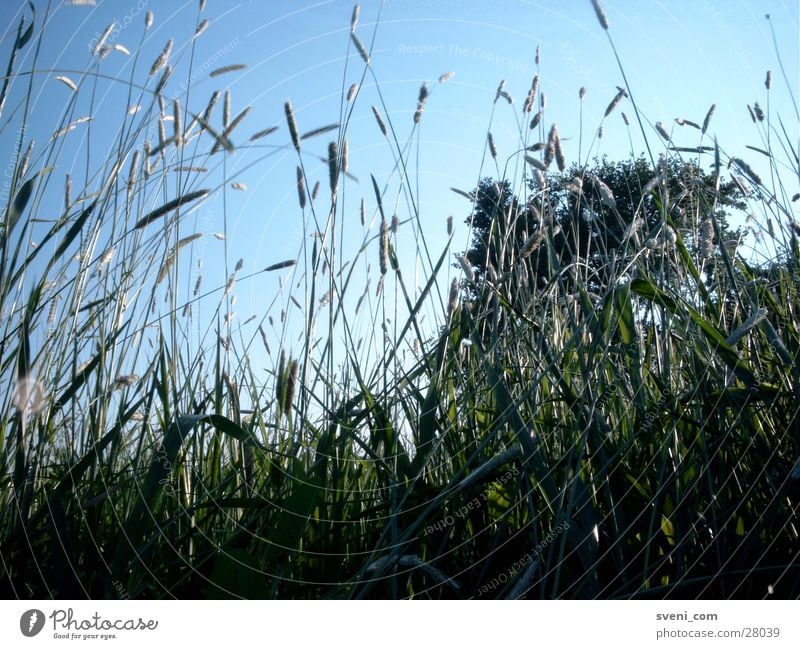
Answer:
464, 156, 747, 299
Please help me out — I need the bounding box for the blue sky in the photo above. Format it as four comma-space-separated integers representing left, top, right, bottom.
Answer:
1, 0, 797, 381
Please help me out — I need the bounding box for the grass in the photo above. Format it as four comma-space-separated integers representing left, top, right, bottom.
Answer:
0, 0, 798, 599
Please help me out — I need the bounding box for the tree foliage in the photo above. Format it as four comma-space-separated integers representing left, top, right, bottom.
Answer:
463, 156, 747, 299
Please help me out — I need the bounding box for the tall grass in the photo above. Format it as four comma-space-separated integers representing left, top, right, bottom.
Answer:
0, 0, 798, 599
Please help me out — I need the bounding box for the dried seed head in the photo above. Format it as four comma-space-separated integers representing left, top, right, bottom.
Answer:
699, 216, 714, 261
447, 215, 453, 235
731, 157, 762, 185
579, 87, 587, 99
155, 65, 171, 93
535, 45, 540, 66
128, 150, 140, 189
520, 230, 545, 257
145, 10, 153, 29
351, 4, 360, 31
55, 75, 77, 91
223, 90, 231, 128
200, 92, 218, 125
523, 90, 534, 114
391, 214, 399, 233
371, 105, 387, 136
351, 32, 370, 64
495, 79, 506, 100
456, 255, 474, 281
621, 111, 630, 126
531, 168, 546, 189
284, 360, 298, 415
379, 217, 388, 275
591, 175, 616, 208
438, 71, 454, 83
655, 121, 670, 141
93, 23, 115, 56
701, 103, 716, 134
604, 87, 626, 117
591, 0, 610, 30
285, 100, 300, 152
328, 141, 339, 194
418, 82, 429, 105
296, 165, 306, 209
525, 154, 547, 171
487, 132, 497, 159
347, 83, 358, 101
143, 141, 152, 176
149, 39, 173, 76
64, 173, 72, 208
544, 124, 561, 168
360, 197, 366, 226
342, 137, 349, 174
765, 70, 772, 90
173, 98, 182, 146
549, 123, 565, 171
448, 278, 460, 315
753, 102, 764, 121
157, 118, 167, 150
114, 374, 139, 389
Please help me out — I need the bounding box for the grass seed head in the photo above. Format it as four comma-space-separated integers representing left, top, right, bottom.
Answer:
351, 32, 370, 64
604, 87, 625, 117
379, 217, 388, 275
488, 132, 497, 159
371, 105, 387, 136
448, 278, 460, 315
149, 39, 173, 76
328, 141, 339, 194
285, 101, 301, 152
701, 103, 716, 134
296, 165, 306, 209
591, 0, 610, 30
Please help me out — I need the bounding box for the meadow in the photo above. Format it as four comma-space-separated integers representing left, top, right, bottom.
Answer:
0, 0, 798, 598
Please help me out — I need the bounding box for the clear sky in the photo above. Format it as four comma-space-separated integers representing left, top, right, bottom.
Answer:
1, 0, 797, 381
